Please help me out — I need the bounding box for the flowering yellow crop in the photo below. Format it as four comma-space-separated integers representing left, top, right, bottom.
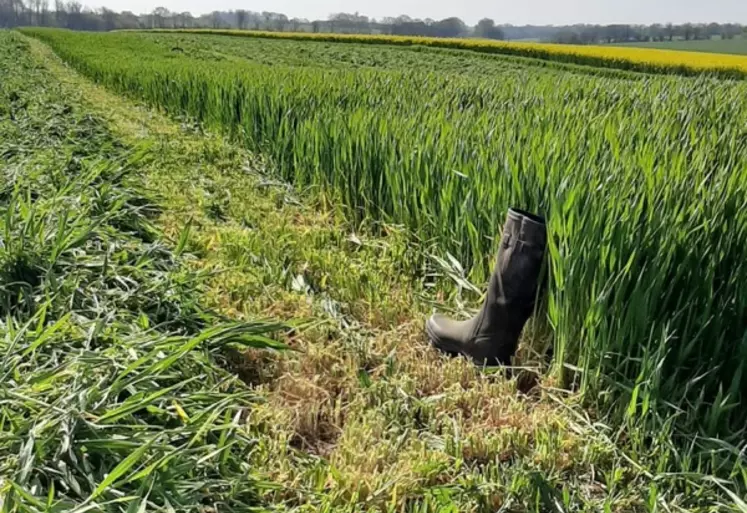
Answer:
461, 39, 747, 74
149, 29, 747, 78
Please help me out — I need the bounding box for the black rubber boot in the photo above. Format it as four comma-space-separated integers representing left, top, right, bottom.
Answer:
426, 208, 547, 366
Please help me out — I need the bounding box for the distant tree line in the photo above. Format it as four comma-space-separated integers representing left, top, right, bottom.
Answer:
551, 23, 746, 44
0, 3, 509, 38
1, 0, 745, 45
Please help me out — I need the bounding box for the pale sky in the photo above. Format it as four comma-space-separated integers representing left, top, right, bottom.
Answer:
101, 0, 747, 25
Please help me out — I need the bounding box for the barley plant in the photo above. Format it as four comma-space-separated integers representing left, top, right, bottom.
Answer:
16, 27, 747, 491
0, 31, 283, 510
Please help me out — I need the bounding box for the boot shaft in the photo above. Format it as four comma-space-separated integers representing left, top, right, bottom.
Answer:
482, 209, 547, 334
503, 208, 547, 250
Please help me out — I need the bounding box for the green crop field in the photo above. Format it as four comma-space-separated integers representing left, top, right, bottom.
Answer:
612, 36, 747, 55
3, 27, 747, 511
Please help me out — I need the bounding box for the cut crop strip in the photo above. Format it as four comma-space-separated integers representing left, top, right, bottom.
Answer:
141, 28, 747, 78
0, 31, 282, 511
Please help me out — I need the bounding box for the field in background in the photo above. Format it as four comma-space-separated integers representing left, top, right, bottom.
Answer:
612, 36, 747, 55
140, 28, 747, 77
5, 27, 747, 510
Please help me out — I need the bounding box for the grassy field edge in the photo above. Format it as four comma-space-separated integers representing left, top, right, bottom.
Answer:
609, 37, 747, 56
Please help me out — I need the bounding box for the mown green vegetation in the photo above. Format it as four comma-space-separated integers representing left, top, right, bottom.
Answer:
118, 31, 644, 78
612, 36, 747, 56
0, 31, 285, 511
20, 29, 747, 480
139, 28, 747, 78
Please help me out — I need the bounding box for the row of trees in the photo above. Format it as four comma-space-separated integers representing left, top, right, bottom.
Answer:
1, 0, 745, 44
1, 0, 140, 30
552, 22, 746, 45
0, 3, 510, 39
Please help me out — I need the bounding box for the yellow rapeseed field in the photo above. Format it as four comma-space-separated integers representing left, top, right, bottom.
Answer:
146, 28, 747, 78
459, 37, 747, 72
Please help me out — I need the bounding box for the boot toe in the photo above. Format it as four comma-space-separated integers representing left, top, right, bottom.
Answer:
426, 314, 465, 356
